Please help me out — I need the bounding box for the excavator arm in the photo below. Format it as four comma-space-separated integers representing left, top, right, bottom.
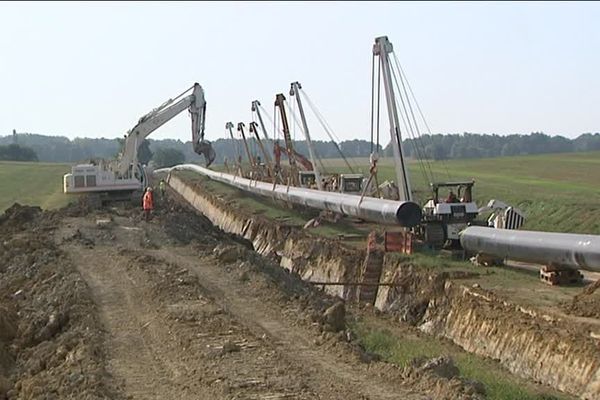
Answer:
117, 83, 214, 177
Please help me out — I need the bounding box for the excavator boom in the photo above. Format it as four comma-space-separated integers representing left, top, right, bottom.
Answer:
63, 83, 214, 196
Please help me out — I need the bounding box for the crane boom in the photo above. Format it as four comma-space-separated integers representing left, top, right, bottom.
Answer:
290, 81, 322, 190
249, 121, 273, 172
251, 100, 271, 142
373, 36, 412, 202
237, 122, 255, 167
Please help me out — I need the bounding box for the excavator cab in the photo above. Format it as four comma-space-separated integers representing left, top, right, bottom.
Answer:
194, 140, 216, 168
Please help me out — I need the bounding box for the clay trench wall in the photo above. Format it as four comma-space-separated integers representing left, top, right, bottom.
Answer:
167, 175, 600, 399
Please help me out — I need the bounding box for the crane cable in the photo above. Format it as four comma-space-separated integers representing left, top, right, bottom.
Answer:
370, 54, 382, 157
298, 88, 357, 173
392, 52, 452, 180
370, 53, 376, 155
263, 101, 327, 170
392, 54, 437, 182
286, 97, 328, 173
367, 53, 383, 198
389, 61, 433, 187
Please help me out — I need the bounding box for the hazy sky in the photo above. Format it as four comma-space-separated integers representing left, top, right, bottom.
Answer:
0, 1, 598, 143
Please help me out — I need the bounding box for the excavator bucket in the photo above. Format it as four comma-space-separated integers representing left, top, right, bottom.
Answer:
194, 140, 216, 167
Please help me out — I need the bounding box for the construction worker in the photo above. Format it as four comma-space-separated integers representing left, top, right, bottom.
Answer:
142, 187, 154, 221
159, 179, 166, 199
446, 190, 458, 203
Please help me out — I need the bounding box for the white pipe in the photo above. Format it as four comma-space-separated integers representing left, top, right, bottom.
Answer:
155, 164, 422, 227
460, 226, 600, 272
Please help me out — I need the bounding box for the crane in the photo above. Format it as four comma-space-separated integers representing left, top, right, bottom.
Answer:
225, 121, 243, 176
372, 37, 412, 202
289, 81, 323, 191
273, 142, 313, 171
237, 122, 256, 169
63, 83, 214, 204
274, 93, 299, 186
249, 121, 274, 179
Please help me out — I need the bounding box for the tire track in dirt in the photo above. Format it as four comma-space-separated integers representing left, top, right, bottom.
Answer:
57, 212, 426, 399
159, 249, 425, 400
65, 245, 208, 400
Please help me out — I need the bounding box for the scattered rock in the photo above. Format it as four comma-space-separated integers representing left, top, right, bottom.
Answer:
213, 244, 245, 264
322, 301, 346, 332
35, 312, 69, 343
221, 340, 241, 354
96, 219, 112, 228
414, 356, 460, 379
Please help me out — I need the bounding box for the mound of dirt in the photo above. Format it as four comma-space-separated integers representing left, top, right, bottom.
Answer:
563, 279, 600, 319
0, 206, 125, 399
0, 203, 41, 231
159, 197, 254, 250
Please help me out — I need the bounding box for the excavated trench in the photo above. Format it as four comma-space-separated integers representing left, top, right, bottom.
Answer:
165, 173, 600, 399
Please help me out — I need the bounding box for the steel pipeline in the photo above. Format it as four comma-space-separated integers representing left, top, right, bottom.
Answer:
154, 164, 422, 227
460, 226, 600, 272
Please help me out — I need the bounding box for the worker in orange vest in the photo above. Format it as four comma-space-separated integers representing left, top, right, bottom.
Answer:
142, 187, 154, 221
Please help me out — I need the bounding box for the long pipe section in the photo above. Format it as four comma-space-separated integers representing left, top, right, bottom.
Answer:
155, 164, 422, 227
460, 226, 600, 272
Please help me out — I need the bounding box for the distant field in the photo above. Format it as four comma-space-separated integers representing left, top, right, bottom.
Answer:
0, 161, 71, 212
2, 152, 599, 235
320, 151, 600, 235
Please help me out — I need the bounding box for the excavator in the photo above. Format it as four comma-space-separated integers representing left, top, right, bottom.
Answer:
63, 83, 215, 205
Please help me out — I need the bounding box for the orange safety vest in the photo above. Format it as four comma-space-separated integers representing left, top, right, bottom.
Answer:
143, 191, 154, 210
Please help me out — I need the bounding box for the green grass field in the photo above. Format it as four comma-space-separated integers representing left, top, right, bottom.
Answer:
0, 161, 71, 212
2, 152, 599, 235
320, 151, 600, 235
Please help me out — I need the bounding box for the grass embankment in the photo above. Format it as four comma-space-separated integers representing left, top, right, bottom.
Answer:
346, 252, 575, 400
0, 161, 71, 212
352, 321, 569, 400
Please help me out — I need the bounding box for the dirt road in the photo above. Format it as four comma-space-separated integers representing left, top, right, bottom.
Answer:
55, 205, 432, 400
0, 200, 488, 399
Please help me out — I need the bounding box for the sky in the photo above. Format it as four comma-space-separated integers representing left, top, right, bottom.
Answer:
0, 1, 598, 143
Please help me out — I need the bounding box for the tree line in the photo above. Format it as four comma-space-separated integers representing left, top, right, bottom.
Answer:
398, 132, 600, 160
1, 131, 599, 165
0, 143, 38, 161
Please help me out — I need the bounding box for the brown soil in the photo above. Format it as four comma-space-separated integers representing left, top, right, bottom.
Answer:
562, 279, 600, 319
0, 196, 489, 400
0, 203, 125, 399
